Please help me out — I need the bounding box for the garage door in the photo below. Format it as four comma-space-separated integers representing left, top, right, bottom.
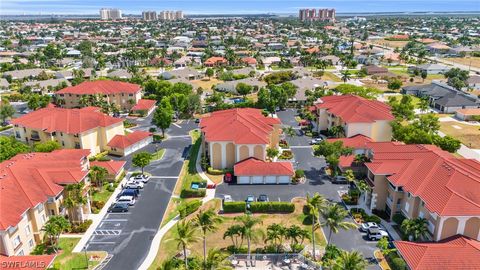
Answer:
237, 176, 250, 184
265, 176, 277, 184
278, 176, 290, 184
252, 176, 264, 184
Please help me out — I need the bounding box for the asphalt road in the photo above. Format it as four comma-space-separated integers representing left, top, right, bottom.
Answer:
86, 120, 197, 270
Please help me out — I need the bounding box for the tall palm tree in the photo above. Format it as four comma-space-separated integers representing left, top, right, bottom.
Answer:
157, 258, 181, 270
234, 214, 263, 261
401, 218, 428, 241
286, 225, 310, 252
333, 250, 368, 270
265, 223, 286, 252
194, 209, 223, 269
205, 248, 231, 270
63, 183, 88, 223
341, 70, 351, 83
223, 225, 243, 249
282, 126, 296, 140
305, 193, 328, 260
170, 220, 200, 269
321, 204, 357, 248
89, 166, 108, 191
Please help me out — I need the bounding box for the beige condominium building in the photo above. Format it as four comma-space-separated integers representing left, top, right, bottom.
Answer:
363, 142, 480, 242
312, 95, 394, 142
12, 105, 124, 156
55, 80, 142, 111
0, 149, 91, 256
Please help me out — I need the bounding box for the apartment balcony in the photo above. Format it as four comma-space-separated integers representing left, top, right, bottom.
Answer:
30, 136, 41, 141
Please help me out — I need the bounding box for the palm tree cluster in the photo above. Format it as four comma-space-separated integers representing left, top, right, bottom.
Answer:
401, 218, 429, 241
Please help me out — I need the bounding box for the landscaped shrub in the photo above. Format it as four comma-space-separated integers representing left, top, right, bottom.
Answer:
207, 167, 224, 175
180, 188, 206, 198
341, 194, 358, 205
278, 150, 294, 160
387, 253, 407, 270
178, 199, 202, 218
223, 202, 246, 213
250, 202, 295, 213
153, 134, 163, 142
69, 219, 93, 233
392, 213, 407, 225
364, 214, 382, 224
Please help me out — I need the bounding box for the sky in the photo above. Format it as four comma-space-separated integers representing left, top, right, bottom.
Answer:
1, 0, 479, 15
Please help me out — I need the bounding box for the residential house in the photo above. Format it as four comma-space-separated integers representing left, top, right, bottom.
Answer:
130, 99, 156, 116
0, 149, 92, 256
55, 80, 142, 111
160, 67, 203, 80
313, 95, 394, 142
408, 64, 451, 75
402, 82, 479, 113
107, 131, 153, 156
0, 78, 10, 90
204, 57, 227, 67
241, 57, 257, 67
363, 142, 480, 241
289, 77, 335, 104
215, 78, 266, 93
455, 108, 480, 121
106, 69, 132, 79
3, 69, 47, 81
364, 65, 388, 75
466, 75, 480, 90
11, 106, 124, 156
25, 78, 70, 94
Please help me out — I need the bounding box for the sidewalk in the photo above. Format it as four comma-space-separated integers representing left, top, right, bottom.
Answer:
72, 173, 130, 253
137, 143, 217, 270
438, 131, 480, 161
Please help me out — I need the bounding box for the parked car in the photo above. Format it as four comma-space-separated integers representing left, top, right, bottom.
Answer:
125, 181, 144, 189
130, 174, 150, 183
108, 202, 129, 213
310, 138, 323, 145
195, 118, 200, 123
117, 195, 136, 206
245, 195, 255, 203
360, 222, 379, 232
331, 176, 348, 184
257, 194, 269, 202
224, 173, 233, 183
367, 227, 389, 241
222, 195, 233, 203
118, 188, 139, 198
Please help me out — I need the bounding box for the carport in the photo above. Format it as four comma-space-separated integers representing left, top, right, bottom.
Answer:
234, 158, 293, 184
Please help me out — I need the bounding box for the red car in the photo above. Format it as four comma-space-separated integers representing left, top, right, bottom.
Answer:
207, 183, 216, 189
224, 173, 233, 183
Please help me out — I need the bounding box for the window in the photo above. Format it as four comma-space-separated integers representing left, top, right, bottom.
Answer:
29, 239, 34, 248
404, 202, 410, 213
17, 250, 24, 256
15, 132, 21, 138
421, 200, 425, 207
50, 210, 55, 215
37, 204, 44, 212
75, 142, 80, 149
407, 192, 411, 198
62, 141, 65, 146
25, 225, 31, 236
129, 94, 133, 97
41, 215, 46, 223
12, 235, 21, 248
60, 132, 63, 136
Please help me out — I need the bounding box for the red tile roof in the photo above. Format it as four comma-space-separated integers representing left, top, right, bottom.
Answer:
395, 235, 480, 270
131, 99, 156, 112
107, 131, 152, 149
205, 57, 227, 65
315, 95, 394, 123
0, 149, 89, 230
365, 143, 480, 216
0, 254, 56, 270
327, 134, 373, 149
90, 160, 126, 175
241, 57, 257, 65
56, 80, 141, 95
234, 158, 294, 176
200, 108, 281, 144
11, 107, 123, 134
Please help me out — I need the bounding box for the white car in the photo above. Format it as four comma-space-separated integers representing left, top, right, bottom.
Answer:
130, 174, 150, 183
310, 138, 323, 145
117, 195, 136, 206
222, 195, 233, 203
360, 222, 379, 232
367, 227, 389, 241
125, 181, 144, 189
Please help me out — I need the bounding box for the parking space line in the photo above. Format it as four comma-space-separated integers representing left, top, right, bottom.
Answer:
88, 241, 117, 245
150, 176, 178, 179
103, 219, 128, 222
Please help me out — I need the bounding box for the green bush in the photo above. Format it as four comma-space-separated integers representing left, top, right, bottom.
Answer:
207, 167, 224, 175
364, 214, 382, 224
69, 219, 93, 233
341, 194, 358, 205
178, 199, 202, 218
250, 202, 295, 213
387, 254, 407, 270
392, 213, 407, 225
294, 169, 305, 179
153, 134, 163, 142
180, 188, 206, 198
223, 202, 246, 213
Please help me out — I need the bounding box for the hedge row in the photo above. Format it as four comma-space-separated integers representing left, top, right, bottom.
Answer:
178, 199, 202, 218
207, 167, 233, 175
223, 201, 295, 213
180, 188, 206, 198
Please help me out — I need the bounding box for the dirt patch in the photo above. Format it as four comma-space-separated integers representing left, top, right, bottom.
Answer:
443, 57, 480, 69
440, 121, 480, 148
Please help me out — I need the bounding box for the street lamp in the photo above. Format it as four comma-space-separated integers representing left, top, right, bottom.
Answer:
84, 245, 89, 269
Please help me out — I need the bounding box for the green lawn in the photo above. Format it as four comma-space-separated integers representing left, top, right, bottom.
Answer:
151, 148, 166, 160
91, 187, 113, 203
51, 238, 105, 269
386, 94, 422, 108
181, 130, 204, 191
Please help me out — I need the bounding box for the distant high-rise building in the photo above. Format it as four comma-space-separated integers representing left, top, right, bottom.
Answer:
299, 8, 335, 22
159, 10, 184, 21
100, 8, 122, 20
142, 11, 157, 21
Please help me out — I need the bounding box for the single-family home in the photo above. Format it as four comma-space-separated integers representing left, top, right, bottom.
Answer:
408, 64, 451, 75
204, 57, 228, 67
160, 67, 203, 80
215, 78, 266, 93
455, 108, 480, 121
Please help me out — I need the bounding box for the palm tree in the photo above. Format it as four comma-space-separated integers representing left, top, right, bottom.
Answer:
286, 225, 310, 252
63, 183, 88, 223
305, 193, 328, 260
265, 223, 286, 252
401, 218, 428, 241
223, 225, 243, 249
333, 250, 368, 270
170, 220, 200, 269
234, 214, 263, 262
282, 126, 296, 139
194, 209, 223, 269
205, 248, 231, 270
89, 165, 108, 191
321, 204, 357, 248
157, 258, 180, 270
42, 216, 70, 252
341, 70, 351, 83
329, 125, 345, 138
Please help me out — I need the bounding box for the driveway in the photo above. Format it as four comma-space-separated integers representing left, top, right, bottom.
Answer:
86, 121, 197, 270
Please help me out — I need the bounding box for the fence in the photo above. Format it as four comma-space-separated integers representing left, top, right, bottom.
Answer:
228, 253, 322, 270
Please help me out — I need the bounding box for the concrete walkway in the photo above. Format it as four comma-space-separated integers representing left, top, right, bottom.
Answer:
72, 173, 130, 253
137, 143, 216, 270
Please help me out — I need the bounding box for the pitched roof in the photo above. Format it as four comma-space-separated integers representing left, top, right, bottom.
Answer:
395, 235, 480, 270
11, 106, 123, 134
327, 134, 373, 149
0, 254, 56, 270
131, 99, 156, 111
90, 160, 126, 175
200, 108, 281, 144
56, 80, 141, 95
234, 158, 294, 176
107, 131, 152, 149
315, 95, 394, 123
365, 142, 480, 216
0, 149, 89, 230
